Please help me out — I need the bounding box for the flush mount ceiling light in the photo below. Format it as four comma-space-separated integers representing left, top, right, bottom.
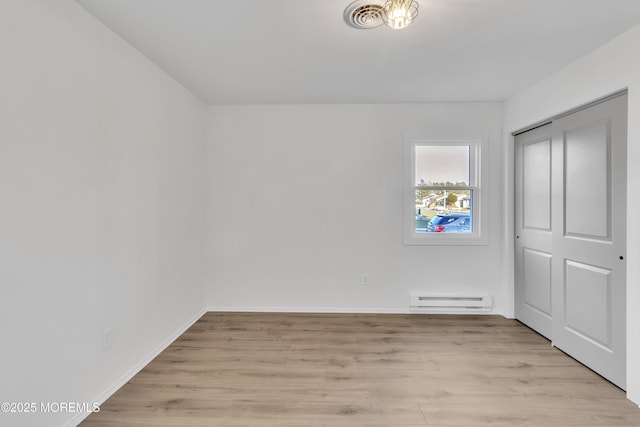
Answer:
382, 0, 419, 30
344, 0, 419, 30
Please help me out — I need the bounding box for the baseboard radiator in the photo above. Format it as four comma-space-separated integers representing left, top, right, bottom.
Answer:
410, 294, 492, 313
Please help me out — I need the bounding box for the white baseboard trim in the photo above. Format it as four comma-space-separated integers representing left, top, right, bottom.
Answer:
206, 305, 501, 315
65, 307, 207, 427
207, 305, 414, 314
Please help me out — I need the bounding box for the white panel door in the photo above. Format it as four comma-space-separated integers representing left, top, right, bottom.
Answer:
515, 124, 553, 339
551, 94, 627, 389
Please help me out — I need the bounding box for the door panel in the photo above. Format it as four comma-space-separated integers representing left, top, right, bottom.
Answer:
564, 120, 610, 239
523, 139, 552, 230
523, 248, 552, 317
551, 94, 627, 389
515, 124, 553, 339
564, 259, 612, 348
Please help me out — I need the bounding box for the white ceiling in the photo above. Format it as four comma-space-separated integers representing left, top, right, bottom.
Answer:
76, 0, 640, 105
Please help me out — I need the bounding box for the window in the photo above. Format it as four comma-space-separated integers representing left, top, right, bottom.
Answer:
404, 131, 488, 245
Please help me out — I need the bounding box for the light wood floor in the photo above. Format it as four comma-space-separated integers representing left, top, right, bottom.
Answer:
81, 312, 640, 426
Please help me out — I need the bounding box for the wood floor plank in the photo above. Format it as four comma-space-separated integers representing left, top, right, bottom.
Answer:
81, 313, 640, 426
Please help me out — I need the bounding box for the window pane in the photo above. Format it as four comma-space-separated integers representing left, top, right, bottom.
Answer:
415, 145, 470, 186
415, 189, 472, 233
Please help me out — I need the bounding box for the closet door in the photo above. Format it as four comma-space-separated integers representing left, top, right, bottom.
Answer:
551, 94, 627, 389
515, 124, 553, 339
515, 94, 627, 389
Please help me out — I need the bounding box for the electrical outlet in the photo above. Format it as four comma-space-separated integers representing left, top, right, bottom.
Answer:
361, 274, 369, 286
102, 327, 113, 351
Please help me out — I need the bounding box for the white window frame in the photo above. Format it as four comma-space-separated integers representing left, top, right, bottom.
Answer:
403, 130, 488, 245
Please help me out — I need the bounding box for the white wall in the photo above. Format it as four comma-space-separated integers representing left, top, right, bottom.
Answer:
503, 24, 640, 405
205, 104, 505, 313
0, 1, 207, 426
